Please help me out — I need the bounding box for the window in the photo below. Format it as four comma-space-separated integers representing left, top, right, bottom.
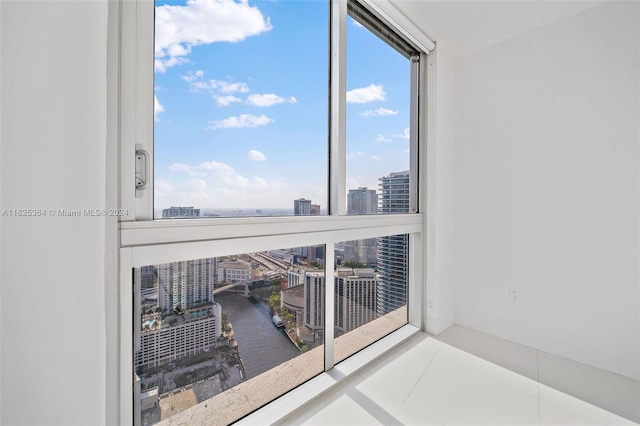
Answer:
118, 0, 433, 424
334, 234, 409, 365
345, 1, 418, 216
153, 0, 328, 218
134, 247, 325, 425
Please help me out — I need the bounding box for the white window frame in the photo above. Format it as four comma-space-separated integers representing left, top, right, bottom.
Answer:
114, 0, 435, 424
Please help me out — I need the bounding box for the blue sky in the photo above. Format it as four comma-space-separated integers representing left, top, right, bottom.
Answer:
154, 0, 409, 212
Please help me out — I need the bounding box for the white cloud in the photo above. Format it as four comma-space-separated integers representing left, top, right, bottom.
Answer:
246, 94, 297, 107
217, 81, 250, 94
157, 161, 289, 208
208, 114, 274, 129
215, 95, 242, 106
190, 79, 250, 94
248, 150, 267, 161
394, 127, 410, 139
371, 155, 381, 161
156, 57, 189, 73
346, 84, 385, 104
154, 95, 165, 121
155, 0, 272, 72
376, 134, 392, 143
359, 108, 398, 117
182, 70, 204, 82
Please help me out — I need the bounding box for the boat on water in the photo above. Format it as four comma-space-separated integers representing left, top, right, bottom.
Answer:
272, 314, 284, 327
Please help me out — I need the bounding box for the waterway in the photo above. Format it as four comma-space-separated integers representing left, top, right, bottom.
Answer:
215, 292, 300, 379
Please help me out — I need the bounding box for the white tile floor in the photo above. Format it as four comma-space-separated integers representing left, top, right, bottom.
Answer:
278, 326, 639, 425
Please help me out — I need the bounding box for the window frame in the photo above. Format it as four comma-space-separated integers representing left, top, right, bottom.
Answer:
116, 0, 435, 424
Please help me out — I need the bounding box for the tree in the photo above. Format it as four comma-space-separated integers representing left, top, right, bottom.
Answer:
269, 291, 281, 308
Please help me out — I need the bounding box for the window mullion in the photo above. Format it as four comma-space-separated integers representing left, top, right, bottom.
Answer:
324, 243, 336, 371
326, 0, 346, 371
119, 247, 134, 425
409, 55, 420, 213
329, 0, 347, 216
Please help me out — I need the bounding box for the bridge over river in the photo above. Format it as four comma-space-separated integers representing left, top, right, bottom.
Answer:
213, 274, 284, 296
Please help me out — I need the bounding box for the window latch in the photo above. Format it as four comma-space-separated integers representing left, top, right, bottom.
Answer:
135, 144, 150, 196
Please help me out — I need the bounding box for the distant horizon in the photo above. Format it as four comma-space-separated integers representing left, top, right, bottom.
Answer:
156, 206, 323, 215
153, 179, 403, 215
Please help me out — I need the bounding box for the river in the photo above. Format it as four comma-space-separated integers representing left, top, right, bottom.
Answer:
215, 292, 301, 379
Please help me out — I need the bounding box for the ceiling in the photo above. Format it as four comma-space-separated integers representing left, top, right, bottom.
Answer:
390, 0, 606, 57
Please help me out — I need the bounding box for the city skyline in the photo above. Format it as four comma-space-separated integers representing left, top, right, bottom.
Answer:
135, 232, 408, 424
154, 0, 410, 212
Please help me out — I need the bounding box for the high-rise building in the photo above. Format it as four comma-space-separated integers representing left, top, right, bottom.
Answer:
294, 200, 320, 259
137, 259, 221, 372
347, 187, 378, 215
296, 267, 377, 333
136, 303, 222, 371
378, 172, 410, 214
157, 258, 216, 312
377, 171, 410, 315
139, 265, 157, 288
335, 268, 377, 333
344, 187, 379, 265
307, 245, 324, 263
216, 260, 251, 284
304, 271, 325, 330
294, 198, 312, 215
162, 206, 200, 218
343, 239, 378, 265
292, 246, 308, 258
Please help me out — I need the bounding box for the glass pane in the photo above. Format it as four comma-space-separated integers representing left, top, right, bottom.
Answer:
154, 0, 328, 218
345, 11, 411, 215
134, 245, 325, 425
334, 234, 408, 365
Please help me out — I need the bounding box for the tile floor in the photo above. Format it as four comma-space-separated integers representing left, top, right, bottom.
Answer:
277, 325, 639, 425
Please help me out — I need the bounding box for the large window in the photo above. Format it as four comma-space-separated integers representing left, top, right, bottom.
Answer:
119, 0, 433, 424
345, 1, 417, 216
334, 234, 409, 365
135, 247, 325, 425
153, 0, 328, 218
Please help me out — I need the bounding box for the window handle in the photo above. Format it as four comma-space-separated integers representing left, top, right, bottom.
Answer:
135, 145, 150, 193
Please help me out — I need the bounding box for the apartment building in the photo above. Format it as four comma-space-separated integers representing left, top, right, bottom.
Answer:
136, 303, 222, 370
216, 260, 251, 284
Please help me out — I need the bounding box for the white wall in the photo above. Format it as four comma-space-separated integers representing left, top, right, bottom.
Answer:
0, 1, 111, 424
450, 1, 639, 379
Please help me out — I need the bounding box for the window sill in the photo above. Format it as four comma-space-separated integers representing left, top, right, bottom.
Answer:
120, 214, 423, 247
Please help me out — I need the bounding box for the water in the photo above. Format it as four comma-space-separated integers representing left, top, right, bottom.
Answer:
216, 292, 301, 378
